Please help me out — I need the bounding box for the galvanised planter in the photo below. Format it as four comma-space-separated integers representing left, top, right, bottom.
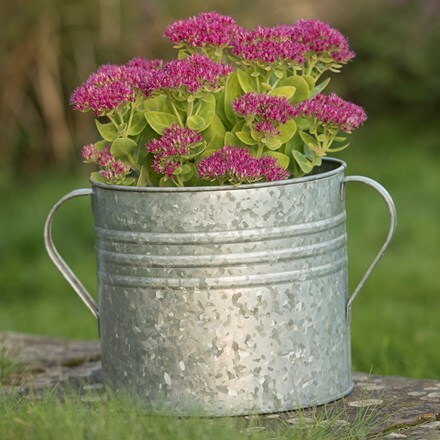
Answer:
44, 158, 396, 416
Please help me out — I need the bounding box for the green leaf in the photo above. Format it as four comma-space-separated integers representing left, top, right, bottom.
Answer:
303, 143, 317, 161
137, 166, 151, 187
284, 133, 303, 157
180, 164, 192, 175
320, 55, 335, 63
311, 77, 331, 98
299, 131, 319, 148
280, 76, 311, 102
224, 72, 241, 125
117, 123, 127, 135
224, 131, 240, 146
96, 120, 118, 142
159, 176, 173, 187
182, 163, 199, 185
237, 69, 258, 93
292, 150, 314, 174
203, 114, 226, 149
144, 111, 178, 135
110, 137, 137, 160
187, 115, 206, 131
188, 140, 206, 159
94, 140, 108, 151
179, 163, 194, 182
264, 138, 283, 150
263, 151, 290, 168
236, 131, 257, 146
215, 89, 229, 129
302, 75, 315, 91
128, 111, 147, 136
270, 86, 296, 99
274, 70, 284, 79
137, 125, 159, 147
143, 95, 168, 112
231, 120, 245, 134
295, 117, 311, 131
121, 177, 136, 186
194, 94, 216, 130
327, 143, 350, 152
90, 171, 105, 183
278, 119, 297, 144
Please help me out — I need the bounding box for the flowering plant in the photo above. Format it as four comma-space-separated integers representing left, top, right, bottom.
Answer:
71, 13, 367, 187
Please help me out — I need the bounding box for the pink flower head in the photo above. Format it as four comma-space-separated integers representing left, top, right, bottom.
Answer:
146, 125, 203, 177
126, 57, 163, 70
254, 120, 280, 136
82, 143, 99, 163
287, 19, 355, 62
197, 146, 290, 184
124, 58, 163, 92
99, 160, 131, 184
292, 93, 367, 131
71, 59, 162, 115
259, 156, 291, 181
233, 93, 295, 127
231, 26, 308, 66
71, 67, 136, 116
96, 146, 115, 168
82, 144, 131, 184
164, 12, 239, 47
146, 54, 232, 95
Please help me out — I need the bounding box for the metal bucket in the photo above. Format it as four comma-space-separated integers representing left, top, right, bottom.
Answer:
44, 158, 396, 416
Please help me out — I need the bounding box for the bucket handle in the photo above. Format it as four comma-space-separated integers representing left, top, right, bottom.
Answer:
44, 188, 99, 319
342, 176, 397, 318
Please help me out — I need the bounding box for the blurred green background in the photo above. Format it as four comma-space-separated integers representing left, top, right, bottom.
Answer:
0, 0, 439, 380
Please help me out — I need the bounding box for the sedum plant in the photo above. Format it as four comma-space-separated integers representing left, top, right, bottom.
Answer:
71, 12, 367, 187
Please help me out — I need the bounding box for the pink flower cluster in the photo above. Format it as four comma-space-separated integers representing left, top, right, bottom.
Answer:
164, 12, 239, 47
232, 26, 308, 65
197, 146, 290, 184
82, 144, 131, 183
70, 59, 161, 116
292, 93, 367, 131
233, 93, 295, 134
126, 57, 163, 70
286, 19, 355, 62
229, 19, 354, 66
146, 54, 232, 95
146, 125, 202, 177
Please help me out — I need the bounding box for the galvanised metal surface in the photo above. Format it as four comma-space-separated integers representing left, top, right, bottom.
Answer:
44, 158, 397, 416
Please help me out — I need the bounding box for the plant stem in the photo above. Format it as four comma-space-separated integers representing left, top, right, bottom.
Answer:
169, 96, 184, 127
108, 114, 118, 128
127, 154, 140, 172
265, 69, 272, 87
305, 59, 317, 77
125, 105, 135, 137
116, 110, 125, 126
271, 78, 281, 89
186, 100, 194, 118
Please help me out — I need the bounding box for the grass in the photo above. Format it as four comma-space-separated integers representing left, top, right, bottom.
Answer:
0, 386, 384, 440
0, 344, 23, 384
0, 116, 439, 380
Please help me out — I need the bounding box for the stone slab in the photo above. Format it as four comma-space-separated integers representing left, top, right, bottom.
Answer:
1, 332, 439, 438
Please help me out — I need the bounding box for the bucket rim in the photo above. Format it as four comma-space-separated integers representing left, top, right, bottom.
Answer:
90, 157, 346, 193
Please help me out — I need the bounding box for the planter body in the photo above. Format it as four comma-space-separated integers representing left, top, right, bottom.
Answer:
94, 159, 351, 415
44, 158, 396, 416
